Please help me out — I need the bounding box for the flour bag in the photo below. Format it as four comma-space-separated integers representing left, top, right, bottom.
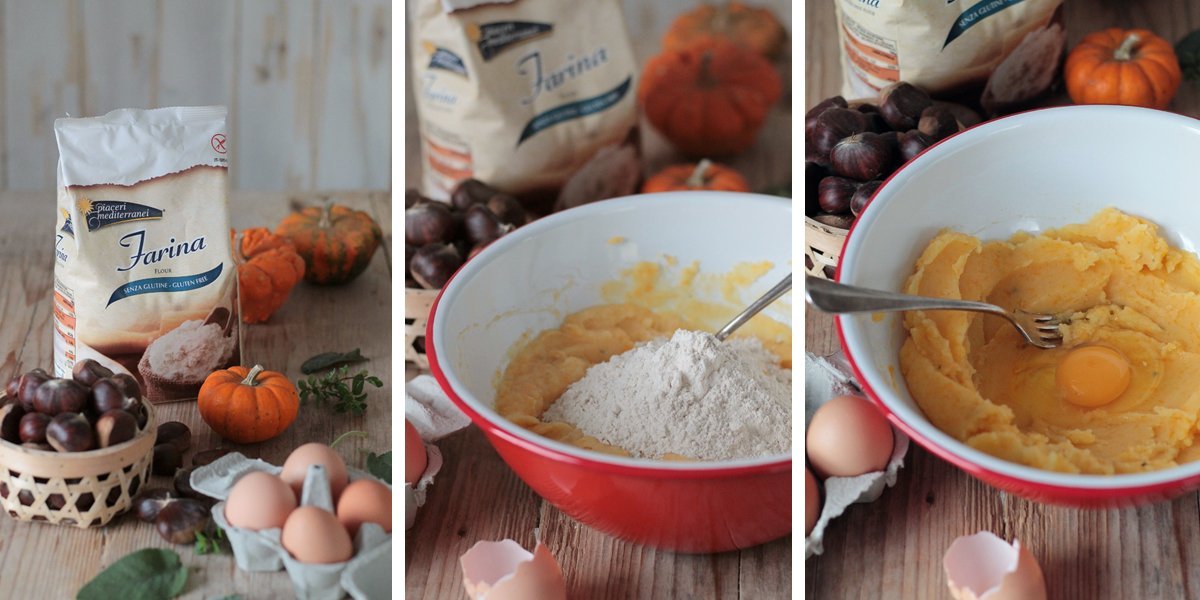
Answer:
410, 0, 640, 211
835, 0, 1065, 113
53, 106, 240, 403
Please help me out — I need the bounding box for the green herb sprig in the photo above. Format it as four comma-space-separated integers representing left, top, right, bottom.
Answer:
194, 526, 227, 555
364, 450, 392, 484
298, 366, 383, 415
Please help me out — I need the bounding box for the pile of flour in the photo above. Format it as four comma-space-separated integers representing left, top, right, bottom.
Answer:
543, 329, 791, 460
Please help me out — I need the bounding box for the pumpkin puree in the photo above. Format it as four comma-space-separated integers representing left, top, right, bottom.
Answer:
495, 261, 791, 457
901, 208, 1200, 474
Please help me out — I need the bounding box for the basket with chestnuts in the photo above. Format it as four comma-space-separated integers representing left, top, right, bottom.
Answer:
405, 178, 537, 371
804, 82, 983, 279
0, 359, 157, 528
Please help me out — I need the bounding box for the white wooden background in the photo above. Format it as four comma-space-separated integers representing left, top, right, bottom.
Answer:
0, 0, 390, 192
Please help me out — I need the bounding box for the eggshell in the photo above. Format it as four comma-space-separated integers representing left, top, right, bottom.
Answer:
805, 467, 820, 536
806, 394, 894, 478
944, 532, 1046, 600
337, 478, 392, 535
282, 443, 349, 500
281, 506, 355, 565
460, 540, 566, 600
224, 471, 297, 531
405, 419, 427, 485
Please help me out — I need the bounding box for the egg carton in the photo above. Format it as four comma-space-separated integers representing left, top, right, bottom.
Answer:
805, 351, 910, 559
191, 453, 391, 600
405, 374, 471, 530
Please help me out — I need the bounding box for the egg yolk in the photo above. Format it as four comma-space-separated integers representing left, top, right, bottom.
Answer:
1056, 345, 1131, 408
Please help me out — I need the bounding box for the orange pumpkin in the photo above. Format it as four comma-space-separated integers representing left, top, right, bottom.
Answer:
662, 2, 787, 60
198, 365, 299, 444
639, 38, 782, 157
275, 204, 383, 285
642, 159, 750, 193
1065, 28, 1182, 110
236, 228, 306, 324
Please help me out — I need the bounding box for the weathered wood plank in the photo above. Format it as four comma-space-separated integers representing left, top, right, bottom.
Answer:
77, 0, 159, 115
157, 0, 237, 108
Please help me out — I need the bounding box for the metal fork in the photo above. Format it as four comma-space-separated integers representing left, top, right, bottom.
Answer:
805, 276, 1064, 349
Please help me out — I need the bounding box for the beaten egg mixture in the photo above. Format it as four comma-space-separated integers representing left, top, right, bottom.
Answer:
901, 208, 1200, 474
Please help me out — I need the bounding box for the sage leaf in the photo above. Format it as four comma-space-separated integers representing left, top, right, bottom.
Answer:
301, 348, 367, 374
76, 549, 188, 600
1177, 30, 1200, 82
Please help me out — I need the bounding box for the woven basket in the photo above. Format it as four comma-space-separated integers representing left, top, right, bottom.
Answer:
406, 287, 439, 372
805, 216, 850, 279
0, 395, 156, 528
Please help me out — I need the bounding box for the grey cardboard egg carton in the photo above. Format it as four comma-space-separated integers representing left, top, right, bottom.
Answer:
804, 351, 910, 559
191, 453, 391, 600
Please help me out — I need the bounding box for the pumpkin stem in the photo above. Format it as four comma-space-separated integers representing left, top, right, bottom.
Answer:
241, 364, 265, 386
1114, 33, 1141, 61
318, 203, 334, 229
686, 159, 714, 188
697, 50, 717, 87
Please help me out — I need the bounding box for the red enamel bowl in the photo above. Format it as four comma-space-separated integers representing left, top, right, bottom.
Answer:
836, 105, 1200, 507
426, 192, 792, 552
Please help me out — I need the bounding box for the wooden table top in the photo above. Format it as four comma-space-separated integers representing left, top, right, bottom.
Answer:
0, 190, 393, 598
806, 1, 1200, 598
403, 2, 794, 598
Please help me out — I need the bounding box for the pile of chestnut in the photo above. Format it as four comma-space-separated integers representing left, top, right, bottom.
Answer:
405, 179, 533, 290
2, 361, 149, 453
805, 82, 980, 227
135, 438, 233, 545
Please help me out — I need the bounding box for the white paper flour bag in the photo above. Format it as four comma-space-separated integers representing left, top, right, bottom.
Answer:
53, 106, 241, 403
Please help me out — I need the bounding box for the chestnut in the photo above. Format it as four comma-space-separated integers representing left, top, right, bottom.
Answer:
96, 410, 138, 448
463, 204, 513, 246
152, 443, 184, 476
410, 243, 463, 290
855, 102, 880, 114
109, 373, 142, 399
404, 202, 455, 247
16, 371, 50, 412
898, 130, 934, 162
805, 162, 828, 217
155, 498, 210, 544
191, 448, 233, 468
485, 194, 525, 226
812, 212, 856, 230
918, 106, 959, 141
156, 421, 192, 452
18, 412, 50, 444
810, 108, 871, 159
830, 132, 894, 182
878, 82, 933, 132
817, 176, 860, 215
71, 359, 113, 387
91, 378, 137, 414
134, 488, 177, 523
450, 178, 495, 211
5, 374, 19, 399
405, 188, 423, 209
33, 379, 89, 415
173, 468, 207, 501
0, 403, 25, 443
47, 413, 94, 452
852, 181, 883, 217
805, 95, 848, 120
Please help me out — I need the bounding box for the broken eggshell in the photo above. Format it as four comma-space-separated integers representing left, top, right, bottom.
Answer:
460, 540, 567, 600
944, 532, 1046, 600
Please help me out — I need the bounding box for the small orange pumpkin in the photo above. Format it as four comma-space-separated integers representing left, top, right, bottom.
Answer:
662, 2, 787, 60
1065, 28, 1182, 109
275, 204, 383, 285
639, 38, 782, 157
198, 365, 299, 444
642, 159, 750, 193
236, 228, 306, 324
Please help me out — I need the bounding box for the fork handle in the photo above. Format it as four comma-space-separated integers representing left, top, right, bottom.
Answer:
805, 276, 1007, 317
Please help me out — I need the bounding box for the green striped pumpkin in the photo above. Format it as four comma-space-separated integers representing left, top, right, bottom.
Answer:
275, 204, 382, 285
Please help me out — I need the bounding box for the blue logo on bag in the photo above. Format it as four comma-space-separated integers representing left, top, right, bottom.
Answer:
943, 0, 1027, 49
429, 47, 468, 77
517, 76, 631, 145
107, 263, 222, 307
476, 21, 552, 61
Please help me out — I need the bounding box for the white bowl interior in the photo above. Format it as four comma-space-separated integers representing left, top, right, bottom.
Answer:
431, 192, 793, 470
840, 105, 1200, 490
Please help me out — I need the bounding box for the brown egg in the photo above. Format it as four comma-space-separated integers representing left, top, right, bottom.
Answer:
281, 443, 349, 500
337, 478, 392, 535
281, 506, 354, 564
805, 467, 820, 536
224, 471, 297, 531
405, 419, 427, 485
806, 394, 894, 478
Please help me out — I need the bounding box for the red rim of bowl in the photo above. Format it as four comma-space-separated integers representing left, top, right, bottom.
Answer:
424, 193, 793, 480
832, 104, 1200, 499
